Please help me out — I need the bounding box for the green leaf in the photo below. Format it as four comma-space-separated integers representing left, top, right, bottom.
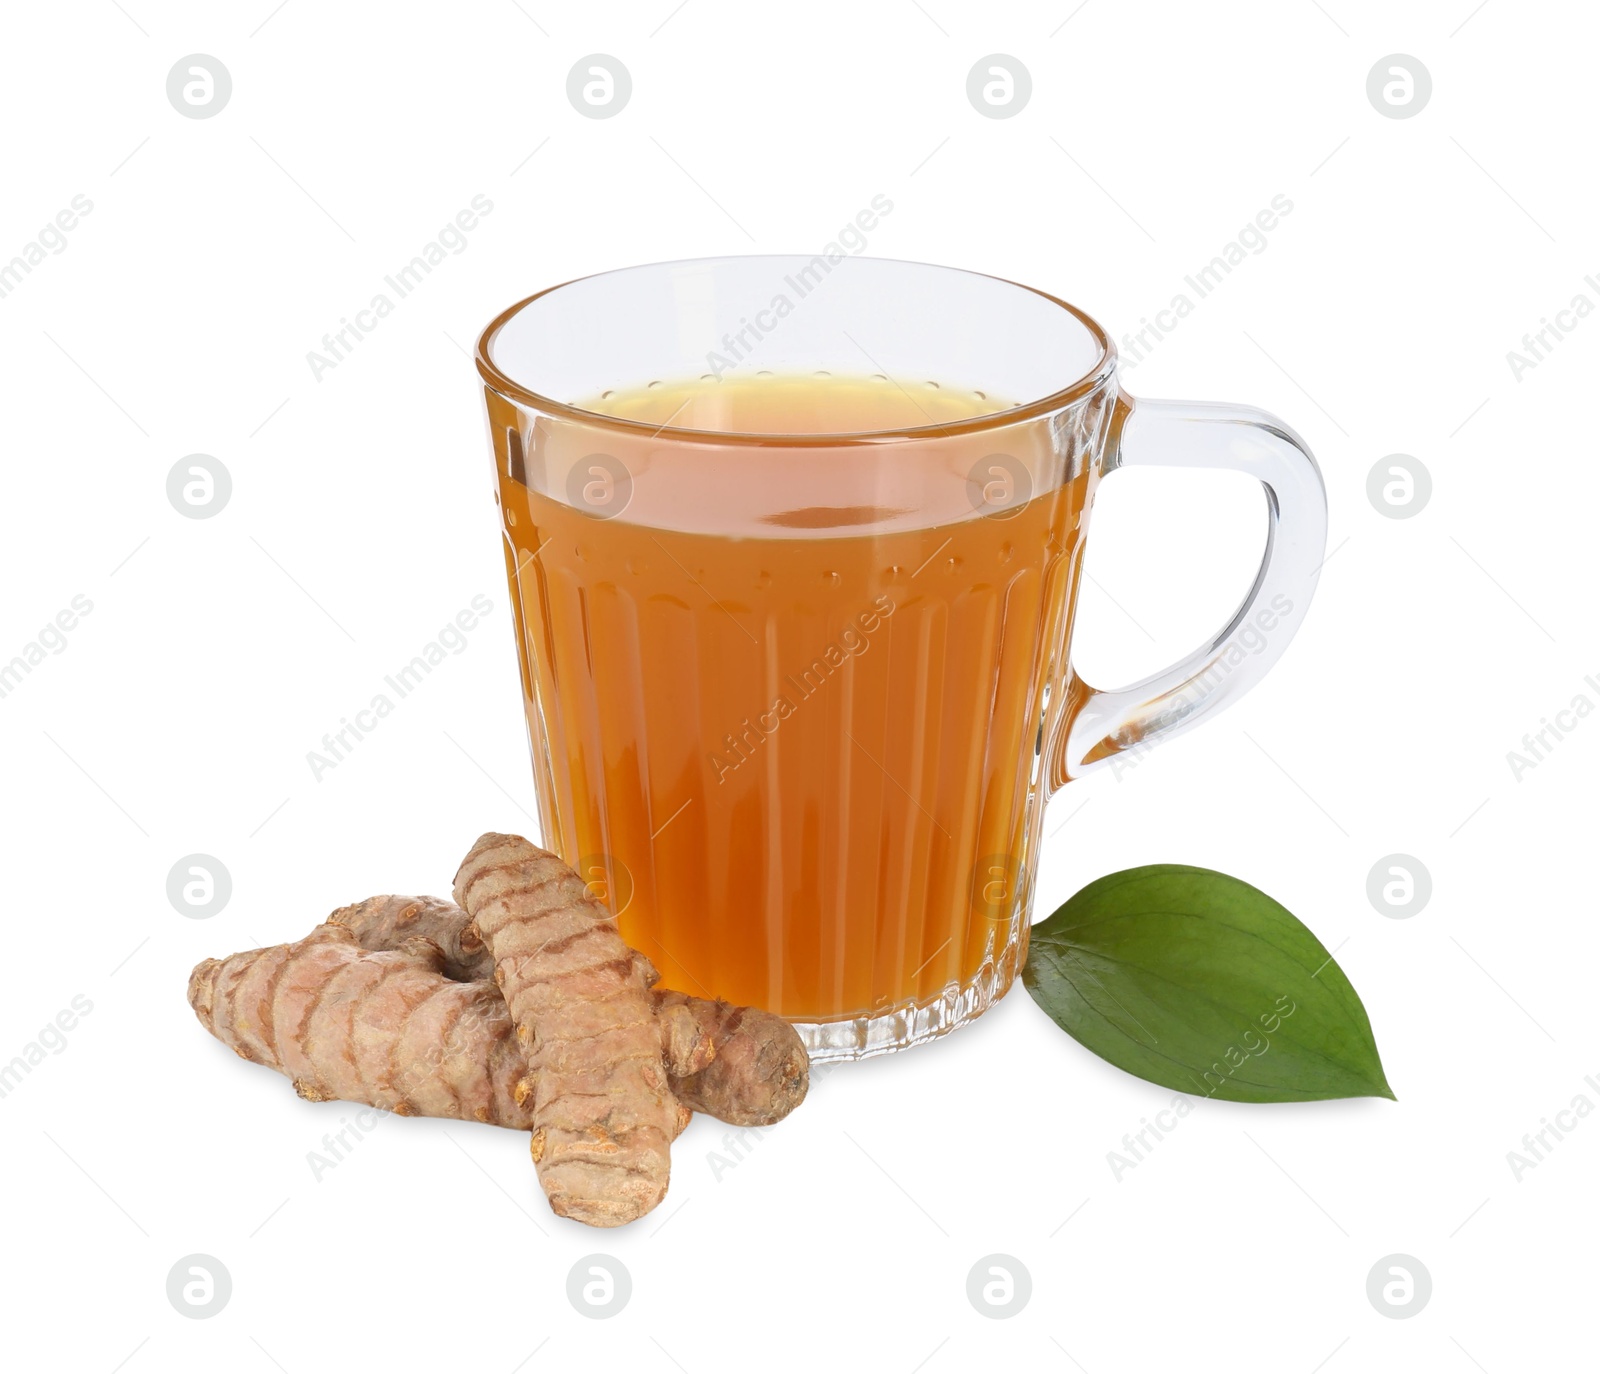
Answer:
1022, 865, 1393, 1103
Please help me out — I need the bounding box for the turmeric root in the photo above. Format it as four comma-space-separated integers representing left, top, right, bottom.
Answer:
188, 914, 808, 1129
454, 834, 692, 1226
654, 990, 811, 1129
326, 893, 718, 1074
326, 893, 808, 1125
189, 925, 534, 1126
188, 837, 811, 1228
328, 893, 492, 982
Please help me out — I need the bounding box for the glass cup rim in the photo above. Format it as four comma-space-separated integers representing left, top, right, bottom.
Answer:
475, 254, 1117, 448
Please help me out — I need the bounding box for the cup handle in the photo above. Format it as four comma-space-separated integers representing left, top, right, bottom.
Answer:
1051, 391, 1329, 786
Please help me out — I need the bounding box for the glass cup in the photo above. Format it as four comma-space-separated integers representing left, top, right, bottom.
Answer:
475, 255, 1326, 1060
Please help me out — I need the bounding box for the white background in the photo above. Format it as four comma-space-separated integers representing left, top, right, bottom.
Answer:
1, 1, 1594, 1370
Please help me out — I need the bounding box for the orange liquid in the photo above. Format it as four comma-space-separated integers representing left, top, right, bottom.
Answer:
490, 374, 1093, 1022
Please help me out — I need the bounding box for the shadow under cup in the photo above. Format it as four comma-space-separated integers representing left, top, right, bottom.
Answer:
476, 255, 1121, 1060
